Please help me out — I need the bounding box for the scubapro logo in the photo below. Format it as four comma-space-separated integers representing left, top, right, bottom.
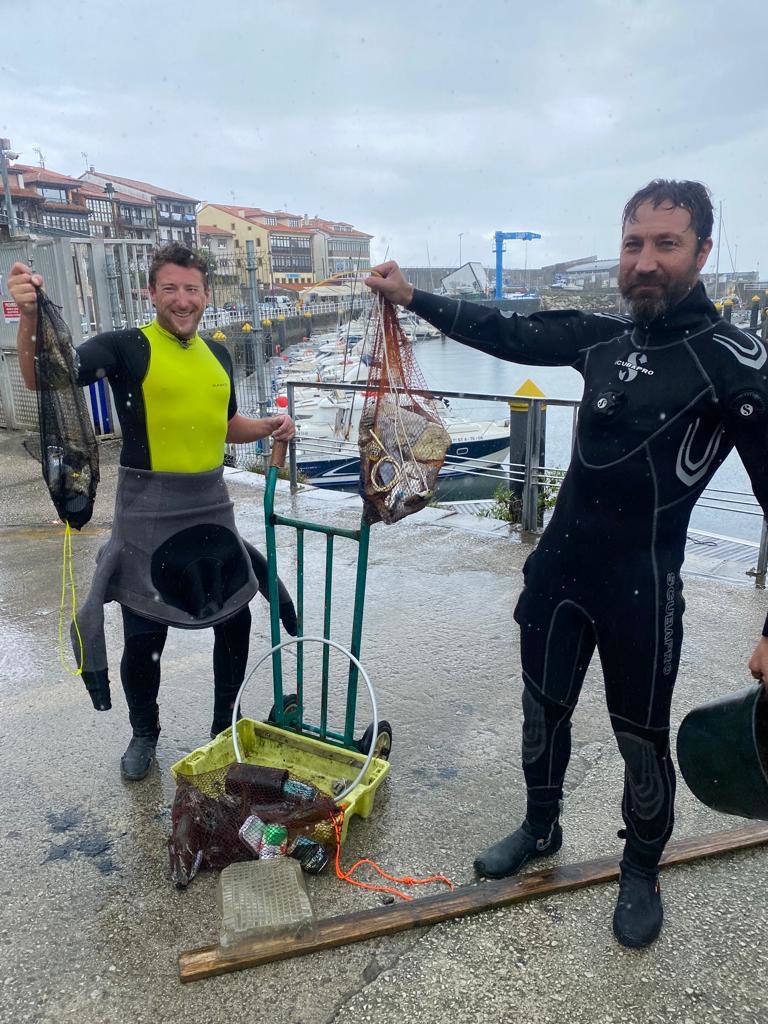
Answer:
615, 351, 654, 381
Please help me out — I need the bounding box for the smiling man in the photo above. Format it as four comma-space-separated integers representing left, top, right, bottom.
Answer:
366, 180, 768, 949
9, 244, 295, 782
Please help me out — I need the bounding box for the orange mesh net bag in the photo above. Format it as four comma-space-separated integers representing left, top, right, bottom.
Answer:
359, 298, 450, 524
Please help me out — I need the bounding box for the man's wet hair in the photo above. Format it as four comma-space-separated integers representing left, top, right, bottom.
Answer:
622, 179, 714, 249
149, 242, 210, 289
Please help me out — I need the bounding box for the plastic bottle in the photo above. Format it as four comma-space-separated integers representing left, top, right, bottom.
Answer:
260, 824, 288, 859
238, 814, 266, 855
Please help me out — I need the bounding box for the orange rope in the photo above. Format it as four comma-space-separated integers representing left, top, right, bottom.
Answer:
331, 812, 454, 902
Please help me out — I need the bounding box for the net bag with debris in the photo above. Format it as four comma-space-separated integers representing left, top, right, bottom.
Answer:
168, 762, 339, 888
34, 290, 99, 529
359, 298, 450, 525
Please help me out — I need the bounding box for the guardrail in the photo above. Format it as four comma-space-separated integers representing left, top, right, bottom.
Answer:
283, 379, 768, 586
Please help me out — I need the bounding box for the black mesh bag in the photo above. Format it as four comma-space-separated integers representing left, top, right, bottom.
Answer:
34, 291, 99, 529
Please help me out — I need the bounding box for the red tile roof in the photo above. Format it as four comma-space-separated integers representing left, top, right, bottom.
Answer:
78, 181, 152, 207
10, 163, 82, 188
204, 203, 272, 219
308, 217, 372, 239
203, 203, 370, 237
199, 224, 233, 236
0, 183, 44, 202
83, 172, 197, 203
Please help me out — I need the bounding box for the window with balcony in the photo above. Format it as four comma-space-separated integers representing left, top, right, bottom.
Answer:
39, 187, 67, 202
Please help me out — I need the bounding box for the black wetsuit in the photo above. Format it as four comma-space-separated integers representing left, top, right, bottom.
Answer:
409, 283, 768, 868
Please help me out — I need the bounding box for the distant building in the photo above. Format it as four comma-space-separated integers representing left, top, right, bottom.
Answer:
199, 223, 236, 259
304, 217, 372, 281
81, 169, 198, 246
0, 167, 44, 235
198, 204, 372, 287
561, 258, 620, 290
4, 164, 90, 236
263, 221, 314, 286
77, 180, 156, 240
198, 204, 270, 286
701, 270, 758, 288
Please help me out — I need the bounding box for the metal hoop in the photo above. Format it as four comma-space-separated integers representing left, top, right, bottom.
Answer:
230, 635, 379, 805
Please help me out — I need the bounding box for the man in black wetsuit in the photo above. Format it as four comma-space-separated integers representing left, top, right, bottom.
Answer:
9, 245, 295, 782
366, 180, 768, 948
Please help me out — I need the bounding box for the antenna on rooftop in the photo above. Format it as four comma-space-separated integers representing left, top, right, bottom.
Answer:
33, 147, 45, 168
81, 151, 89, 171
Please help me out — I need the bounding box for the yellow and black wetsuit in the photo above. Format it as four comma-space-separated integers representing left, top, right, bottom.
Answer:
75, 320, 236, 471
74, 321, 250, 737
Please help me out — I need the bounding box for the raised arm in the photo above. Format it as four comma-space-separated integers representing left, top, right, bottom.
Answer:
365, 260, 603, 369
7, 262, 41, 389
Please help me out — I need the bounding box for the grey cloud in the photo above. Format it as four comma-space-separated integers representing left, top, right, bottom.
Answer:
2, 0, 767, 269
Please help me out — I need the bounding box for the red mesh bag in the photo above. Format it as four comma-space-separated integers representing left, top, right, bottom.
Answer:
168, 764, 339, 888
359, 298, 450, 524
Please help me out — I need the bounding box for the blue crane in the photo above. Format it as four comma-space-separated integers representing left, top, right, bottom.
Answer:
494, 230, 542, 299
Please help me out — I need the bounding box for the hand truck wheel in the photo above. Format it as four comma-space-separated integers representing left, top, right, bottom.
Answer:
357, 720, 393, 761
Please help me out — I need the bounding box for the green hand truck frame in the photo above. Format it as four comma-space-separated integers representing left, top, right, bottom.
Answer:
260, 439, 393, 760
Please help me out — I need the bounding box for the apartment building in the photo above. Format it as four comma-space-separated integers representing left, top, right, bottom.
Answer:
81, 170, 198, 246
198, 203, 372, 286
3, 164, 90, 236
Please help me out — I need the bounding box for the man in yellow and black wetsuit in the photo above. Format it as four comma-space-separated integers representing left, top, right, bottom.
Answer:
9, 244, 295, 781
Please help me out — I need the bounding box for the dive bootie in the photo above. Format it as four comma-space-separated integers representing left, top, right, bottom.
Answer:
120, 735, 157, 781
474, 818, 563, 878
612, 861, 663, 948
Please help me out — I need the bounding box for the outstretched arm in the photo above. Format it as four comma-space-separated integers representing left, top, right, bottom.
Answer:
365, 260, 601, 369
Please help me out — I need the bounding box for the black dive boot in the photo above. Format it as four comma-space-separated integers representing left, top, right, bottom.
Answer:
612, 860, 663, 948
120, 735, 157, 781
474, 817, 563, 879
121, 707, 159, 781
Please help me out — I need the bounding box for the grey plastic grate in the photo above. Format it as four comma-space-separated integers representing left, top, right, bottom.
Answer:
217, 858, 314, 948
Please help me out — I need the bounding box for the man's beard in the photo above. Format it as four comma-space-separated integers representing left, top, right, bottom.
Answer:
619, 263, 699, 323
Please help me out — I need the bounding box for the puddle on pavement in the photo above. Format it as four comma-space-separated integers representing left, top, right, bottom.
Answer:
43, 806, 119, 876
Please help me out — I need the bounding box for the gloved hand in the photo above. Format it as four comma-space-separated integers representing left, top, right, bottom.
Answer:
279, 598, 298, 637
82, 670, 112, 710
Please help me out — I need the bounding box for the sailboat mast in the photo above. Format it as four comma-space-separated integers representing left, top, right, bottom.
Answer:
713, 200, 722, 302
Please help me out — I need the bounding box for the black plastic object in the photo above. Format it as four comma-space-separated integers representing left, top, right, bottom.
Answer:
34, 290, 99, 529
676, 683, 768, 820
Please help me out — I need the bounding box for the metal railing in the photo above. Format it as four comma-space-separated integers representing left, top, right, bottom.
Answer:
280, 380, 768, 585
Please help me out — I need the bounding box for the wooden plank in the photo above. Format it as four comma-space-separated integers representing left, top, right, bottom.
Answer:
179, 823, 768, 983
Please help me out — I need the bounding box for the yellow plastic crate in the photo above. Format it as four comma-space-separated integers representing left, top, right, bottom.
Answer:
170, 718, 390, 845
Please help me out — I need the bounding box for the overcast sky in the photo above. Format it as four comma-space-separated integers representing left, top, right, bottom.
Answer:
2, 0, 766, 274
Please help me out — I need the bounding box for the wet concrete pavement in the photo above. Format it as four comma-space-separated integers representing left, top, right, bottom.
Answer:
1, 428, 767, 1024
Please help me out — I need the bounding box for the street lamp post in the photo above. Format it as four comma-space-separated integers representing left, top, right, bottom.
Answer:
104, 181, 118, 239
458, 232, 464, 267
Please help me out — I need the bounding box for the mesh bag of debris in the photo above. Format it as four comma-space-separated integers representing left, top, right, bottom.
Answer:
359, 298, 450, 525
34, 291, 99, 529
168, 762, 339, 889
